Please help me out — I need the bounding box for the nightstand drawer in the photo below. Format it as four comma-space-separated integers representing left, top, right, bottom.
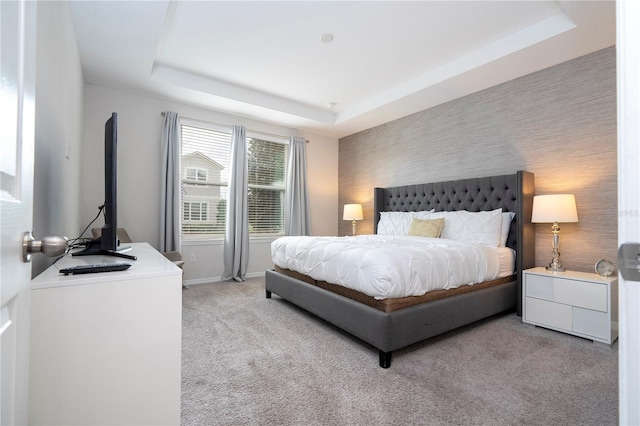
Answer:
525, 274, 607, 312
525, 274, 554, 299
525, 297, 572, 331
555, 279, 607, 312
573, 307, 608, 339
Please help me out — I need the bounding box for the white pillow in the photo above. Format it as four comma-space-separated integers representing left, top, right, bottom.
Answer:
377, 210, 433, 235
499, 212, 516, 247
426, 209, 504, 247
414, 210, 436, 220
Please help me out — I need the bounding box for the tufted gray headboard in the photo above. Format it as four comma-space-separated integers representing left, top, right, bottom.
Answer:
373, 171, 535, 315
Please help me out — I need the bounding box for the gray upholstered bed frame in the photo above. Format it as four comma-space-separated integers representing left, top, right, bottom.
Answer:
265, 171, 534, 368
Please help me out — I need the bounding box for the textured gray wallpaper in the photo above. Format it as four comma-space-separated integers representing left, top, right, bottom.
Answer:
339, 47, 617, 274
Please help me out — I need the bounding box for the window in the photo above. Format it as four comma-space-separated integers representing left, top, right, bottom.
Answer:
180, 121, 287, 239
183, 202, 208, 221
186, 167, 208, 182
247, 138, 286, 234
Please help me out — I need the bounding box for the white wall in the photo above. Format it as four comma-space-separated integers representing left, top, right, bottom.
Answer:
32, 1, 85, 277
82, 85, 339, 283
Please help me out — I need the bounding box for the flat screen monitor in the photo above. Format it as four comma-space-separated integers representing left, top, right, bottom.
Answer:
73, 112, 136, 261
101, 112, 118, 251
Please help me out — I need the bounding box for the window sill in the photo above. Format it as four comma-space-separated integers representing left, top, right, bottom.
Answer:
181, 235, 283, 246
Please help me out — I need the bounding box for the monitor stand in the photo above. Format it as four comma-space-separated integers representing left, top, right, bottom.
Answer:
72, 238, 137, 261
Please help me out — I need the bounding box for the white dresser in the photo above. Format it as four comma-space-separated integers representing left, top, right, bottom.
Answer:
29, 243, 183, 425
523, 267, 618, 345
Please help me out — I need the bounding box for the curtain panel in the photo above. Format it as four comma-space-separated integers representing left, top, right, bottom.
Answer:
222, 125, 249, 281
284, 136, 311, 236
160, 111, 181, 253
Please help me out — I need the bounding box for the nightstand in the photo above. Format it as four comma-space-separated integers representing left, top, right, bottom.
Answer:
522, 267, 618, 345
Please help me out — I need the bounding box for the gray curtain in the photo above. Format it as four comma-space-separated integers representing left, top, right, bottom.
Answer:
284, 136, 311, 236
222, 125, 249, 281
160, 111, 181, 252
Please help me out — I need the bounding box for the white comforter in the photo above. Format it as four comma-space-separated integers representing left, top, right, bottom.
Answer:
271, 235, 515, 300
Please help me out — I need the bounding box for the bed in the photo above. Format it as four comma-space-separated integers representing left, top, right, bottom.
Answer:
265, 171, 534, 368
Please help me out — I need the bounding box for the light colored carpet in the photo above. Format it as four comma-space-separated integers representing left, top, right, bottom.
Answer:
181, 276, 618, 425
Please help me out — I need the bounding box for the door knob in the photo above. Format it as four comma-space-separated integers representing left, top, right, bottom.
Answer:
22, 231, 68, 263
618, 243, 640, 282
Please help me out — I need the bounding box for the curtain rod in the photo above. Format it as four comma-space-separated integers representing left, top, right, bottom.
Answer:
160, 111, 309, 143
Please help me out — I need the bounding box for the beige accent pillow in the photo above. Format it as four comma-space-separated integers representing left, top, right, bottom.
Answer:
407, 218, 445, 238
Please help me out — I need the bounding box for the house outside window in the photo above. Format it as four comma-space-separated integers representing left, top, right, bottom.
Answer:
180, 120, 287, 240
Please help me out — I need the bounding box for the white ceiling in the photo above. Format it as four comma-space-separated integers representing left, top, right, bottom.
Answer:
68, 1, 615, 139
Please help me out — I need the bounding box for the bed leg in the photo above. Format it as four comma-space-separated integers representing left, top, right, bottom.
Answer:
265, 289, 272, 299
379, 350, 392, 368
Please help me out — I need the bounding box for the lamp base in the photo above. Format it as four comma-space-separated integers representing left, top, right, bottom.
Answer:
546, 222, 565, 272
546, 264, 566, 272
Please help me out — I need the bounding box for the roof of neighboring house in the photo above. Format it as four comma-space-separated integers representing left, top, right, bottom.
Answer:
182, 151, 224, 170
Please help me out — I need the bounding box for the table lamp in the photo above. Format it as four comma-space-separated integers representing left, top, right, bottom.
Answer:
343, 204, 363, 236
531, 194, 579, 272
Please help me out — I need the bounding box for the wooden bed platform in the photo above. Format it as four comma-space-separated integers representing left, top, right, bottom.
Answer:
266, 171, 535, 368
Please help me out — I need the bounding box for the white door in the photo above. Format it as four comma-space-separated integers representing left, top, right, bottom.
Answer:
0, 1, 36, 425
617, 0, 640, 424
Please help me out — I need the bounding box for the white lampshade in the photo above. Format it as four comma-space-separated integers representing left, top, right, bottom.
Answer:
343, 204, 363, 221
531, 194, 579, 223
